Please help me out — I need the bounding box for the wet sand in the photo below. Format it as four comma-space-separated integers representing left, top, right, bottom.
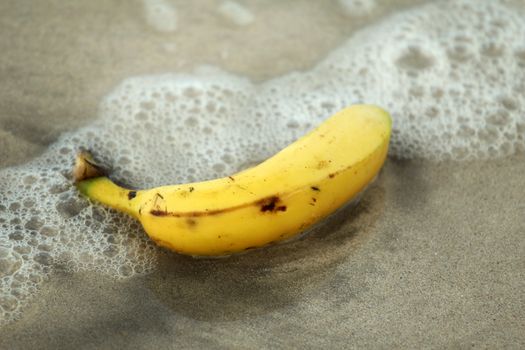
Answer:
1, 0, 524, 348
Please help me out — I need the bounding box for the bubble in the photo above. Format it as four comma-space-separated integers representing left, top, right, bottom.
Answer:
212, 163, 226, 173
24, 217, 44, 231
286, 120, 299, 129
185, 117, 198, 127
0, 248, 22, 278
119, 265, 133, 277
499, 97, 519, 111
515, 50, 525, 62
8, 232, 24, 241
55, 197, 88, 219
481, 42, 504, 58
0, 296, 18, 312
486, 110, 510, 126
33, 253, 53, 266
9, 203, 20, 211
22, 175, 37, 185
221, 154, 234, 164
396, 47, 434, 71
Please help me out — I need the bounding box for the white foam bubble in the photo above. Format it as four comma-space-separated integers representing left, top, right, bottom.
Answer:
218, 1, 255, 26
143, 0, 177, 33
2, 0, 524, 325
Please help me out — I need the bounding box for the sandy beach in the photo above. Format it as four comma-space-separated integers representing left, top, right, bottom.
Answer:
1, 0, 524, 348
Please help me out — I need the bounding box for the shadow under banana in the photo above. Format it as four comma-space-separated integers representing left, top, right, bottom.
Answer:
145, 177, 386, 322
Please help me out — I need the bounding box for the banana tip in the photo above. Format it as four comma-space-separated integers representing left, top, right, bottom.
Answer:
73, 150, 106, 182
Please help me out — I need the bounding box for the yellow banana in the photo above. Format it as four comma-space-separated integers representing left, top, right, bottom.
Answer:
74, 105, 391, 256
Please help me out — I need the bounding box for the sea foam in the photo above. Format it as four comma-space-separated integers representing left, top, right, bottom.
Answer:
1, 0, 524, 324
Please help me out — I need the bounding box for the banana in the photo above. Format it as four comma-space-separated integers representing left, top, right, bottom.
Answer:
74, 105, 391, 256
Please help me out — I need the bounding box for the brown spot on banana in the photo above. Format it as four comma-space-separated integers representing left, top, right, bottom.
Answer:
259, 196, 287, 212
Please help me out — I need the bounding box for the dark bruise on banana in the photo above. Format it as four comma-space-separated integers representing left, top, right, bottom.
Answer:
73, 105, 392, 256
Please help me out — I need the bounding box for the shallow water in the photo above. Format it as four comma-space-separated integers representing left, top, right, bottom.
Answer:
1, 0, 524, 348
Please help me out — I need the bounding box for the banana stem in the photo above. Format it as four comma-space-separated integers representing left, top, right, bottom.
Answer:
73, 151, 140, 218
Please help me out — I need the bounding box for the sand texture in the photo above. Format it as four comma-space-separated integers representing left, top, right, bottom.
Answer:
1, 0, 524, 349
